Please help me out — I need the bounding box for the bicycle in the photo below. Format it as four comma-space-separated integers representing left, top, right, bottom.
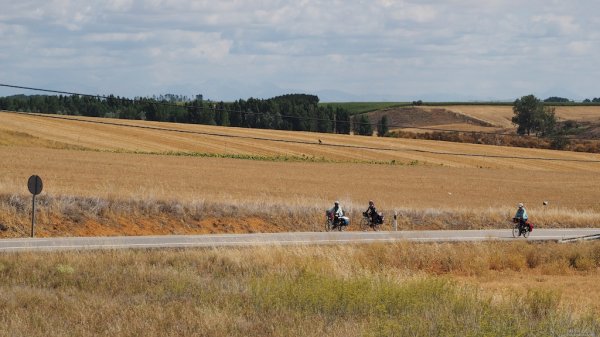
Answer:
360, 211, 385, 231
512, 217, 532, 238
325, 210, 349, 232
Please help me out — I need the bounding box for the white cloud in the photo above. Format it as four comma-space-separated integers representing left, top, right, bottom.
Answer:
0, 22, 27, 36
86, 32, 152, 42
567, 41, 592, 55
531, 14, 579, 35
0, 0, 599, 100
105, 0, 134, 11
389, 3, 438, 23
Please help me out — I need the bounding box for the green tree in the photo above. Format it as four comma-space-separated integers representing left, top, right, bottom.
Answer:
550, 129, 569, 150
377, 115, 389, 137
544, 96, 570, 103
512, 95, 557, 136
354, 114, 373, 136
214, 101, 229, 126
335, 107, 351, 134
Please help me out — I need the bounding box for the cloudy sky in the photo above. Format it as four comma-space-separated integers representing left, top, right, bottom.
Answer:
1, 0, 599, 101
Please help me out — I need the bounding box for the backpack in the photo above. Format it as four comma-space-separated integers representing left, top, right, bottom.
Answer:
526, 220, 534, 232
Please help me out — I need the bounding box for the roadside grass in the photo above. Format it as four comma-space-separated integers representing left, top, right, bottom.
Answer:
0, 242, 598, 336
2, 193, 600, 237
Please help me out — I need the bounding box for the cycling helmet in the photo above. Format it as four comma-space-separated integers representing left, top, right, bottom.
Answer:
518, 203, 524, 208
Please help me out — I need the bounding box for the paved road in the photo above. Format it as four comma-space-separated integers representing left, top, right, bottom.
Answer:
1, 229, 599, 252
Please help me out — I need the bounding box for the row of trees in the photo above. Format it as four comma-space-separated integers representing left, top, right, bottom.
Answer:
583, 98, 600, 103
0, 94, 382, 135
544, 96, 600, 103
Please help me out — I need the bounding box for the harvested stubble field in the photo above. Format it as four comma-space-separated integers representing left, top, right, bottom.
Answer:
0, 242, 599, 336
2, 111, 600, 169
1, 111, 600, 236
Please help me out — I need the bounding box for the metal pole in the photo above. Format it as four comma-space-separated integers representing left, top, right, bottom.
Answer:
393, 211, 398, 231
31, 194, 36, 237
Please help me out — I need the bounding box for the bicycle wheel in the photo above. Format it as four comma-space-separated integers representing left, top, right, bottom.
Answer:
512, 225, 520, 238
359, 218, 370, 231
325, 219, 333, 232
523, 228, 530, 238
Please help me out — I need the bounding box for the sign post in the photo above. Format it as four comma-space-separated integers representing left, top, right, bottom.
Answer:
27, 175, 43, 238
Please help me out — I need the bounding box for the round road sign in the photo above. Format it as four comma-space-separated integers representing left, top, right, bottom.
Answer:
27, 175, 43, 195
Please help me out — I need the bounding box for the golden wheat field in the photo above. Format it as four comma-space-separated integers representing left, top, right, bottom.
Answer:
1, 110, 600, 237
2, 111, 600, 169
1, 111, 600, 206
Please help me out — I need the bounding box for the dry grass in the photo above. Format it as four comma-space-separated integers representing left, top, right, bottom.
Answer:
2, 193, 600, 237
0, 242, 598, 336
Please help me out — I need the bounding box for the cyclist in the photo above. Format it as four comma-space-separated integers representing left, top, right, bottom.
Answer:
365, 200, 380, 225
514, 202, 528, 230
329, 201, 345, 226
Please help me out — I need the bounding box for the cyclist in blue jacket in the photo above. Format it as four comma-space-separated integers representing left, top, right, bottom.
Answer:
514, 203, 528, 228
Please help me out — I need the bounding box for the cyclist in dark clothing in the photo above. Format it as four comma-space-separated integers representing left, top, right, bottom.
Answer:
365, 200, 379, 225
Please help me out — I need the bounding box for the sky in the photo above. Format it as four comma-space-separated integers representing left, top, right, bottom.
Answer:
1, 0, 599, 102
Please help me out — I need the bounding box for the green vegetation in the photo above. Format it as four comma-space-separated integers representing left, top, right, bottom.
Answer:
0, 94, 353, 135
583, 97, 600, 103
377, 115, 389, 137
544, 96, 571, 103
512, 95, 557, 136
100, 149, 414, 165
353, 114, 373, 136
0, 243, 598, 336
319, 102, 409, 114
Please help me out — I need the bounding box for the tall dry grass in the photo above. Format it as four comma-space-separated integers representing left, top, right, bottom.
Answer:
0, 242, 598, 336
2, 193, 600, 237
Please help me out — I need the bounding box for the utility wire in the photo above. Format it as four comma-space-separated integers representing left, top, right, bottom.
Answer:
0, 83, 543, 137
3, 110, 600, 164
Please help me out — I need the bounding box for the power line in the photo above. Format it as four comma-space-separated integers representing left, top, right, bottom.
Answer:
4, 110, 600, 164
0, 82, 539, 137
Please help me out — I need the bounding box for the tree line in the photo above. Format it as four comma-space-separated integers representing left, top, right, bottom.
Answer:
544, 96, 600, 103
0, 92, 584, 143
0, 94, 383, 135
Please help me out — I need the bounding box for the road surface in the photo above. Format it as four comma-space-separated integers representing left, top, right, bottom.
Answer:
1, 228, 599, 252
